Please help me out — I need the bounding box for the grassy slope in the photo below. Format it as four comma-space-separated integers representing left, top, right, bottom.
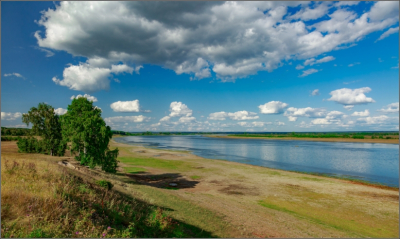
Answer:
0, 142, 232, 238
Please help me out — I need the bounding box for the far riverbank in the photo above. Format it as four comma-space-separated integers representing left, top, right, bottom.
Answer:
206, 135, 399, 144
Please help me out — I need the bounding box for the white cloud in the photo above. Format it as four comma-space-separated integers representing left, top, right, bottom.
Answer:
299, 68, 318, 77
52, 63, 137, 93
311, 118, 332, 125
169, 102, 193, 117
368, 1, 399, 22
311, 89, 320, 96
208, 111, 259, 120
343, 105, 354, 111
288, 116, 297, 121
258, 101, 288, 114
378, 102, 399, 113
160, 116, 171, 122
304, 56, 335, 66
251, 121, 272, 127
284, 107, 327, 119
104, 115, 150, 124
179, 116, 196, 123
357, 115, 390, 125
35, 47, 55, 57
334, 1, 360, 7
327, 87, 375, 105
54, 108, 67, 115
3, 124, 29, 128
110, 100, 140, 112
70, 94, 98, 102
348, 62, 360, 67
276, 121, 285, 126
295, 65, 305, 70
208, 111, 228, 120
351, 110, 370, 117
34, 1, 399, 84
4, 73, 25, 79
376, 27, 399, 41
1, 112, 22, 121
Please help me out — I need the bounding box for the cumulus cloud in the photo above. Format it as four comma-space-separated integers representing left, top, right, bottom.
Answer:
34, 1, 399, 85
1, 112, 22, 121
258, 101, 288, 114
179, 116, 196, 123
4, 73, 25, 79
208, 111, 259, 120
104, 115, 150, 124
295, 65, 305, 70
284, 107, 327, 119
70, 94, 98, 102
343, 105, 354, 111
52, 63, 137, 93
299, 69, 318, 77
357, 115, 389, 125
251, 121, 272, 127
169, 102, 193, 117
311, 89, 320, 96
327, 87, 375, 105
311, 110, 345, 125
378, 102, 399, 113
351, 110, 370, 117
110, 100, 140, 112
54, 108, 67, 115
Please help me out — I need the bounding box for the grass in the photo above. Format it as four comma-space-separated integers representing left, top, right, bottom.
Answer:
190, 175, 201, 180
124, 167, 147, 174
258, 187, 399, 238
118, 156, 196, 172
0, 156, 214, 238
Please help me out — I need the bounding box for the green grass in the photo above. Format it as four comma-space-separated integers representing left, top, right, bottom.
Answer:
297, 176, 325, 182
258, 190, 399, 238
118, 156, 196, 172
124, 167, 147, 174
190, 175, 201, 180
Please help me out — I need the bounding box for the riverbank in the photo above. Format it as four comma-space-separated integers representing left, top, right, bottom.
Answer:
110, 137, 399, 237
2, 139, 399, 237
206, 135, 400, 144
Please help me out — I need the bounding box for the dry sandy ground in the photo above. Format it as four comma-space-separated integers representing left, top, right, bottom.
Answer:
207, 135, 399, 144
109, 139, 399, 238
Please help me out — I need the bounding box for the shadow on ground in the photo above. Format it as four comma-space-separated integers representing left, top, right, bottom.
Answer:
121, 172, 200, 189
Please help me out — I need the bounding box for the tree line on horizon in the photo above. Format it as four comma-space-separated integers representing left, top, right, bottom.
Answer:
15, 98, 119, 173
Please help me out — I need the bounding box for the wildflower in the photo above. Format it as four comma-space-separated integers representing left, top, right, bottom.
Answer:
107, 226, 111, 230
102, 233, 106, 237
76, 232, 79, 235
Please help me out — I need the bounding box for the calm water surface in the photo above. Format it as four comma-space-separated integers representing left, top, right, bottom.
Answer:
114, 135, 399, 187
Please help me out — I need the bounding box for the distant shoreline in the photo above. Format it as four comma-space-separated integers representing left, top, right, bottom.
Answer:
205, 135, 399, 144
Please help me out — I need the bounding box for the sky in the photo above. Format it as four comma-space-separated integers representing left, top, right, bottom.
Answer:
1, 1, 399, 132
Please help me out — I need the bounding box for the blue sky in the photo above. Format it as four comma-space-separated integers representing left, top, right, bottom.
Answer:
1, 1, 399, 132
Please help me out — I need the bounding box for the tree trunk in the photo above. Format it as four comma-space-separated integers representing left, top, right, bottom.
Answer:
51, 149, 53, 156
84, 146, 87, 154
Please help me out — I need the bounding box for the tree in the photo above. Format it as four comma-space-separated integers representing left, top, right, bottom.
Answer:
62, 97, 119, 173
22, 103, 66, 156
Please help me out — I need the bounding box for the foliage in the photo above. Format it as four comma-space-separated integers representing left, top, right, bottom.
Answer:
16, 137, 45, 154
21, 103, 66, 156
62, 97, 119, 172
1, 127, 32, 136
96, 180, 114, 190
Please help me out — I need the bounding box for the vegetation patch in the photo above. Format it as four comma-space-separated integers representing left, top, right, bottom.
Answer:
258, 189, 399, 238
118, 156, 195, 172
190, 175, 201, 180
1, 157, 214, 238
124, 167, 147, 174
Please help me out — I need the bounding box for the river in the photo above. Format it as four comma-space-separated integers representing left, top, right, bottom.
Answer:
114, 135, 399, 187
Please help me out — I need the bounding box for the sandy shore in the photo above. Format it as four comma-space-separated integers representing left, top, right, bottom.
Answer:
107, 138, 399, 237
206, 135, 400, 144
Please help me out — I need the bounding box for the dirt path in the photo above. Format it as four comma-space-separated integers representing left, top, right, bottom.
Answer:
109, 139, 399, 238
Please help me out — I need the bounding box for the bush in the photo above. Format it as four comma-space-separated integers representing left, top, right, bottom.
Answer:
352, 135, 364, 139
96, 180, 113, 190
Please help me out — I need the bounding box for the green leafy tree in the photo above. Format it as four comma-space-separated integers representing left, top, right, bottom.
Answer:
21, 103, 66, 156
62, 97, 119, 173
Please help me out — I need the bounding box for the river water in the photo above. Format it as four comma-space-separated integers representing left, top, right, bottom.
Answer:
114, 135, 399, 187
